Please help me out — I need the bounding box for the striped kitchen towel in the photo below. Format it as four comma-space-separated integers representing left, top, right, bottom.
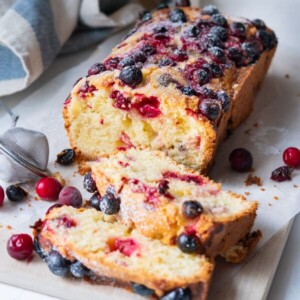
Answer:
0, 0, 143, 97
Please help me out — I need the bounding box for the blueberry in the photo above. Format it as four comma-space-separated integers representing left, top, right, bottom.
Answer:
271, 166, 293, 182
83, 172, 97, 193
159, 58, 176, 67
227, 47, 243, 65
158, 180, 170, 195
241, 41, 260, 60
154, 26, 168, 34
56, 148, 76, 165
216, 91, 231, 111
119, 56, 135, 68
131, 282, 154, 296
203, 63, 223, 77
176, 233, 201, 254
182, 200, 203, 219
251, 19, 266, 30
198, 99, 221, 120
33, 238, 47, 260
230, 22, 246, 37
187, 25, 200, 37
197, 87, 215, 98
196, 69, 209, 85
139, 11, 152, 22
208, 46, 225, 60
132, 51, 147, 63
89, 192, 102, 210
6, 185, 27, 202
202, 5, 219, 16
229, 148, 253, 172
256, 30, 272, 49
204, 33, 223, 48
46, 250, 70, 277
175, 0, 190, 7
119, 66, 143, 87
169, 9, 187, 23
141, 44, 157, 55
211, 14, 227, 27
157, 3, 169, 10
181, 86, 197, 96
87, 63, 106, 76
210, 26, 227, 41
100, 192, 121, 215
70, 261, 90, 278
160, 287, 191, 300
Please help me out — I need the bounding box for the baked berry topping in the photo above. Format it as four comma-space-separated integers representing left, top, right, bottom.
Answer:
78, 81, 97, 97
104, 57, 120, 70
141, 44, 157, 55
158, 74, 177, 87
100, 192, 121, 215
197, 86, 215, 98
112, 238, 139, 257
33, 237, 47, 259
171, 49, 188, 62
251, 19, 266, 30
56, 148, 76, 165
7, 234, 33, 260
169, 8, 187, 23
163, 171, 204, 185
202, 33, 223, 49
229, 148, 253, 172
256, 30, 273, 49
271, 166, 293, 182
182, 200, 203, 219
131, 283, 154, 297
175, 0, 191, 7
181, 86, 197, 96
177, 233, 201, 254
154, 25, 168, 34
70, 261, 90, 278
159, 58, 176, 67
241, 41, 261, 62
58, 186, 82, 208
0, 185, 4, 207
230, 22, 246, 37
195, 69, 209, 85
211, 14, 227, 27
46, 250, 70, 277
83, 172, 97, 193
198, 99, 221, 121
139, 11, 152, 22
227, 47, 243, 65
6, 185, 27, 202
36, 177, 63, 201
210, 26, 228, 41
87, 63, 106, 76
132, 50, 147, 63
157, 3, 168, 10
119, 66, 143, 87
202, 5, 219, 16
283, 147, 300, 168
57, 216, 77, 228
160, 287, 191, 300
203, 62, 223, 77
119, 56, 135, 68
158, 180, 170, 195
89, 192, 102, 210
134, 95, 161, 118
216, 91, 231, 111
111, 90, 131, 111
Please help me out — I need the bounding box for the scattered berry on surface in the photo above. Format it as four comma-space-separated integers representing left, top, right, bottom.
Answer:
46, 250, 70, 277
56, 149, 76, 165
271, 166, 293, 182
100, 192, 121, 215
229, 148, 253, 172
35, 177, 63, 201
83, 172, 97, 193
6, 185, 27, 202
283, 147, 300, 168
7, 234, 33, 260
58, 186, 82, 208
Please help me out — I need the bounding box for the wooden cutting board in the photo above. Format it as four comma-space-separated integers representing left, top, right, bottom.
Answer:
0, 221, 292, 300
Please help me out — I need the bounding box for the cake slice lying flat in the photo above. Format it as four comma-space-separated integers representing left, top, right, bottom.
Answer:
33, 206, 214, 300
91, 149, 258, 258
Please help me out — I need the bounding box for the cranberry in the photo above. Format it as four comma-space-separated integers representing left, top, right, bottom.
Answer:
89, 192, 102, 210
283, 147, 300, 168
182, 200, 203, 219
271, 166, 293, 182
7, 234, 33, 260
211, 14, 228, 27
87, 63, 106, 76
56, 148, 76, 165
229, 148, 253, 172
251, 19, 266, 30
78, 81, 97, 97
160, 288, 191, 300
171, 49, 188, 62
169, 8, 187, 23
132, 283, 154, 297
134, 96, 161, 118
230, 22, 246, 37
104, 57, 120, 70
35, 177, 63, 201
83, 172, 97, 193
175, 0, 190, 7
113, 238, 138, 256
119, 66, 142, 87
202, 5, 219, 16
100, 192, 121, 215
6, 185, 27, 202
58, 186, 82, 208
111, 90, 131, 111
0, 185, 4, 207
198, 99, 221, 120
176, 233, 201, 254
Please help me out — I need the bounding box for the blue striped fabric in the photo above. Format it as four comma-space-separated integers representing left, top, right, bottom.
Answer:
0, 45, 26, 80
13, 0, 61, 69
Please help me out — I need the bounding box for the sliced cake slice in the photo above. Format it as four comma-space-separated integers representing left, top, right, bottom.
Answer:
90, 149, 258, 258
33, 206, 214, 300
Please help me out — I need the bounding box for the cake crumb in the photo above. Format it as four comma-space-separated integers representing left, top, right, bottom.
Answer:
253, 123, 258, 127
6, 225, 12, 230
245, 174, 263, 186
53, 172, 66, 186
293, 184, 298, 188
285, 74, 290, 78
273, 196, 279, 200
244, 128, 251, 134
268, 203, 272, 206
244, 191, 250, 196
260, 188, 266, 191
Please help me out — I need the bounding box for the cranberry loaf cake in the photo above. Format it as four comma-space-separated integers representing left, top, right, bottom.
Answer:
64, 4, 277, 173
33, 206, 214, 300
90, 149, 258, 258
